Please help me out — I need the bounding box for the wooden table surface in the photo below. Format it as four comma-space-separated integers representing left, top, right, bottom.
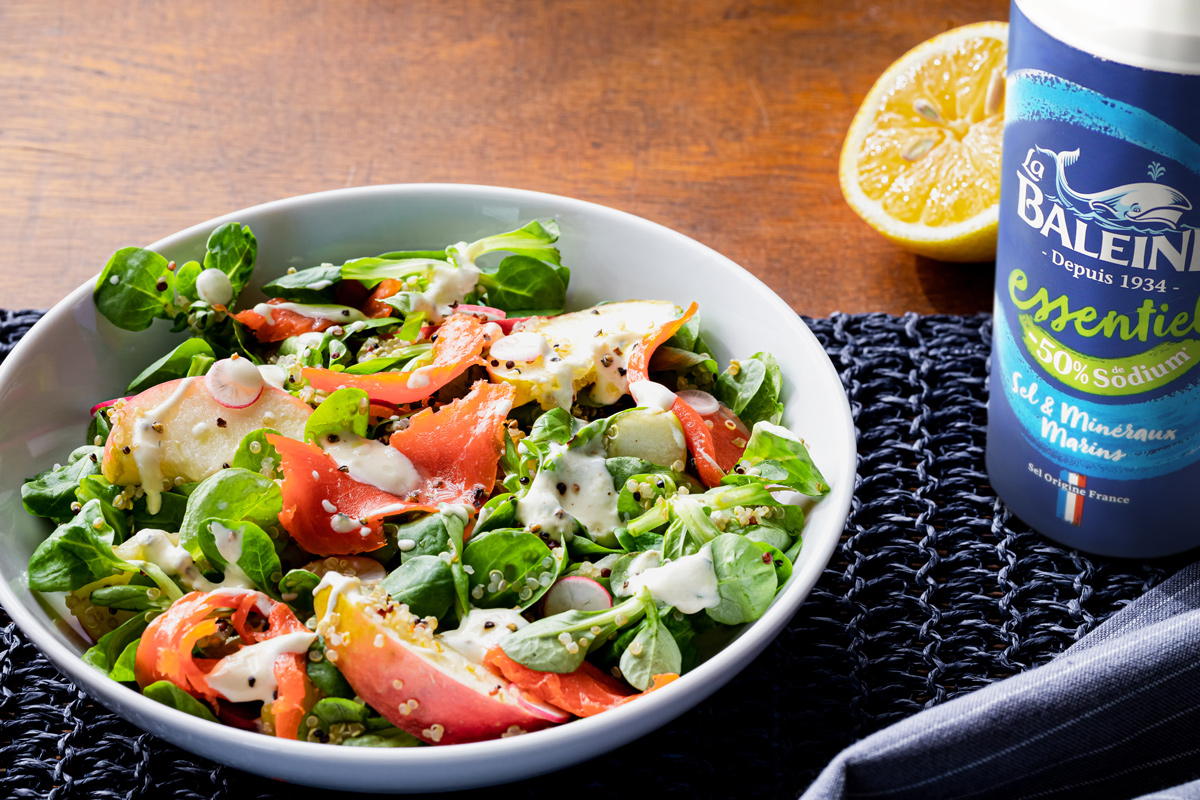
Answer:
1, 0, 1007, 317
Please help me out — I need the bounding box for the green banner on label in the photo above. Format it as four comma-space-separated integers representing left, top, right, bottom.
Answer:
1019, 315, 1200, 396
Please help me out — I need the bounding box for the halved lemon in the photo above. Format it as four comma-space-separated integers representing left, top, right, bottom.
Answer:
840, 21, 1007, 262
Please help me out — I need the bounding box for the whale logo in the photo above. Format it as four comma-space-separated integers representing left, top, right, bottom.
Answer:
1035, 146, 1192, 229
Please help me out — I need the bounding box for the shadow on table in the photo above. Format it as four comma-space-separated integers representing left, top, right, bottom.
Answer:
913, 257, 995, 315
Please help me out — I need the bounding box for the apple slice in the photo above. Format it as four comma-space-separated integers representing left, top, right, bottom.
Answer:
102, 376, 311, 491
315, 578, 566, 744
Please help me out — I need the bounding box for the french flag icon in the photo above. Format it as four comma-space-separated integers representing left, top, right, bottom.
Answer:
1057, 471, 1086, 526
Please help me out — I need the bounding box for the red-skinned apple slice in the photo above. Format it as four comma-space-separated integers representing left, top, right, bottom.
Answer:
101, 376, 311, 490
315, 578, 567, 744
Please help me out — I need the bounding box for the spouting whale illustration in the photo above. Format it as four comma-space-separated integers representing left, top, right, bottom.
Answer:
1035, 146, 1192, 228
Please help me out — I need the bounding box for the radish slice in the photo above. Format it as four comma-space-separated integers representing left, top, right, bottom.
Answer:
489, 331, 547, 364
508, 684, 572, 723
89, 397, 131, 416
542, 576, 612, 617
676, 389, 719, 416
205, 356, 265, 408
629, 379, 677, 412
454, 304, 507, 321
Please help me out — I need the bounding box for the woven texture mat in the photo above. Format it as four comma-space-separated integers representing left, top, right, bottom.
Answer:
0, 309, 1187, 800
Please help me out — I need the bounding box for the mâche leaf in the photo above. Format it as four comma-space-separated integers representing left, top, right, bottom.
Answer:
93, 247, 180, 332
714, 352, 784, 428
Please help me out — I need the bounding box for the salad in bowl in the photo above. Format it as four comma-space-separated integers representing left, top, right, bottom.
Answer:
20, 218, 828, 748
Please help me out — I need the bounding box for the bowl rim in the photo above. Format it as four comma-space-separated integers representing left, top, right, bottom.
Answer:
0, 182, 855, 775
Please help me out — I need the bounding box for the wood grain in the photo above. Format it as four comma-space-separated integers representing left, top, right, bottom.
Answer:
0, 0, 1007, 316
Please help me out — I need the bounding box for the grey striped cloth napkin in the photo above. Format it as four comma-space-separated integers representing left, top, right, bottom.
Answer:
802, 561, 1200, 800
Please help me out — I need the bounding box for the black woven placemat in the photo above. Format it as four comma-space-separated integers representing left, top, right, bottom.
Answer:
0, 309, 1187, 800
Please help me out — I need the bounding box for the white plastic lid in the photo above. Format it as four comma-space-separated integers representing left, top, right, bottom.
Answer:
1018, 0, 1200, 75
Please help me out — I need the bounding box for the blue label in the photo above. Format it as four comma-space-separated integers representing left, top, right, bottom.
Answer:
988, 2, 1200, 555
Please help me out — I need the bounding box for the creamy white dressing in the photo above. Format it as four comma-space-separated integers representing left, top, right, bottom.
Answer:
489, 331, 544, 364
313, 571, 364, 625
407, 259, 481, 324
271, 303, 368, 323
204, 631, 316, 704
629, 379, 677, 412
624, 543, 720, 614
321, 432, 420, 496
113, 528, 255, 592
405, 366, 432, 389
439, 607, 528, 664
195, 268, 233, 306
439, 502, 472, 524
252, 303, 276, 325
308, 279, 333, 290
131, 377, 193, 515
331, 513, 365, 534
516, 437, 620, 541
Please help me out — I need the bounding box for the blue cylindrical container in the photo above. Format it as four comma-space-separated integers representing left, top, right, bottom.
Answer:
988, 0, 1200, 556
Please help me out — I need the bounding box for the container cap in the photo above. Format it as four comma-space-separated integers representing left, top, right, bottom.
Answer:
1018, 0, 1200, 74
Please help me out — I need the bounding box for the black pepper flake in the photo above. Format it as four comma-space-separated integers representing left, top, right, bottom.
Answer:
338, 465, 350, 472
248, 676, 256, 687
490, 360, 499, 367
431, 334, 439, 342
155, 278, 168, 291
216, 418, 227, 428
556, 482, 567, 495
600, 355, 613, 368
222, 462, 231, 469
600, 568, 611, 578
632, 491, 641, 501
591, 309, 600, 315
505, 360, 515, 369
519, 476, 530, 485
484, 621, 496, 629
550, 356, 561, 362
613, 346, 623, 356
341, 310, 351, 317
327, 434, 340, 443
655, 478, 665, 488
314, 729, 329, 743
89, 454, 98, 462
617, 367, 627, 376
122, 446, 131, 455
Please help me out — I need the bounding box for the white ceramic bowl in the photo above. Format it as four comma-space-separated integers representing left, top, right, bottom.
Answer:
0, 184, 855, 792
